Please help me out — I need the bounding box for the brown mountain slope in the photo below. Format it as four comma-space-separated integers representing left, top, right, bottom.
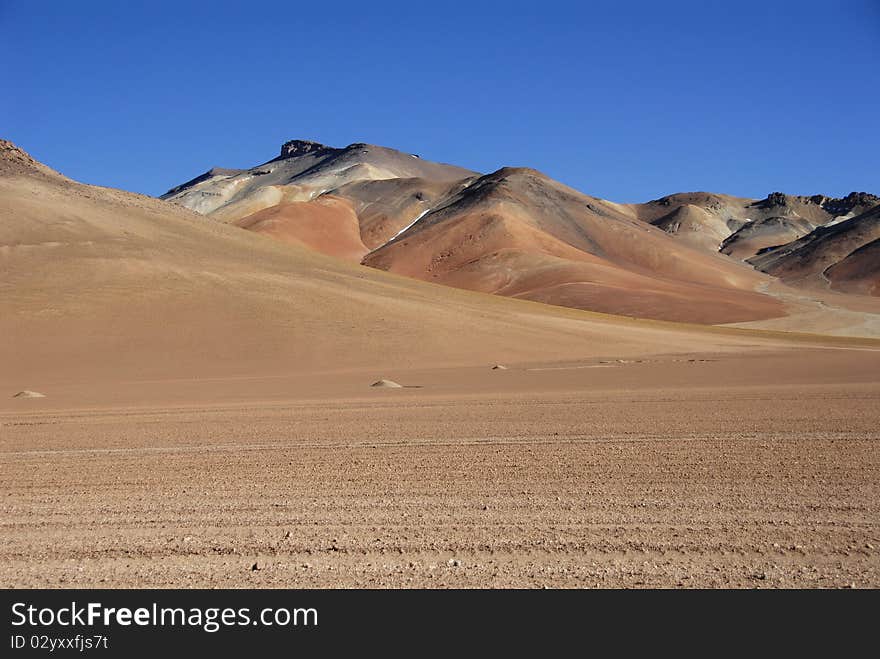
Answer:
630, 192, 751, 252
748, 205, 880, 295
362, 168, 783, 324
648, 204, 741, 252
158, 140, 880, 327
2, 140, 771, 390
162, 140, 475, 222
825, 239, 880, 296
721, 216, 817, 260
328, 176, 475, 249
632, 192, 752, 223
234, 195, 368, 262
631, 191, 879, 259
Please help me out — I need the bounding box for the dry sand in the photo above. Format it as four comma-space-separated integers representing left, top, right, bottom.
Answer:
1, 347, 878, 588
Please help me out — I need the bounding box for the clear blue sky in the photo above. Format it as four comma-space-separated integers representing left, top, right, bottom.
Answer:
2, 0, 878, 202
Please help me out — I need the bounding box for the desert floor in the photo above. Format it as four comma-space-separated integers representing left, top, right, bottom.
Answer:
1, 346, 877, 588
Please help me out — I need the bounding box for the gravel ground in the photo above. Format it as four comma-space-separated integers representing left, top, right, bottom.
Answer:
2, 351, 877, 588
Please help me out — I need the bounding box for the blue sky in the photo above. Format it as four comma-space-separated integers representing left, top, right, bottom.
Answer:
2, 0, 878, 202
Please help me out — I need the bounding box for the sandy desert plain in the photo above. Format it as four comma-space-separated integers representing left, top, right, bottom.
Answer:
1, 139, 878, 588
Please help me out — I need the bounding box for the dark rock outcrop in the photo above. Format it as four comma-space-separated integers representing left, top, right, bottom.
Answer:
279, 140, 335, 159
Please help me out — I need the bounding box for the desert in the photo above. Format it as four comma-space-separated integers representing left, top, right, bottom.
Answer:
1, 139, 878, 588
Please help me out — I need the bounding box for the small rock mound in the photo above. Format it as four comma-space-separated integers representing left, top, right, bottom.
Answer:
13, 390, 45, 398
371, 379, 403, 388
491, 364, 508, 370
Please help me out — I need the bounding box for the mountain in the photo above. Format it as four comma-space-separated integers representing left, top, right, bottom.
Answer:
362, 167, 783, 324
161, 139, 879, 327
2, 139, 749, 390
748, 204, 880, 296
825, 239, 880, 296
637, 191, 879, 259
164, 141, 786, 324
233, 195, 368, 262
720, 216, 818, 260
162, 140, 475, 222
630, 192, 753, 252
328, 176, 474, 249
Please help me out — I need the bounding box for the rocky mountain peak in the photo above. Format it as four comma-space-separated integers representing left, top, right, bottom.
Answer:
755, 190, 878, 216
821, 192, 880, 215
0, 139, 59, 178
761, 191, 789, 208
1, 139, 37, 167
279, 139, 334, 159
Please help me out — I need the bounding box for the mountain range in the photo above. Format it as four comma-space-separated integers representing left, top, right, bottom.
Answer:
3, 137, 742, 388
161, 139, 879, 326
